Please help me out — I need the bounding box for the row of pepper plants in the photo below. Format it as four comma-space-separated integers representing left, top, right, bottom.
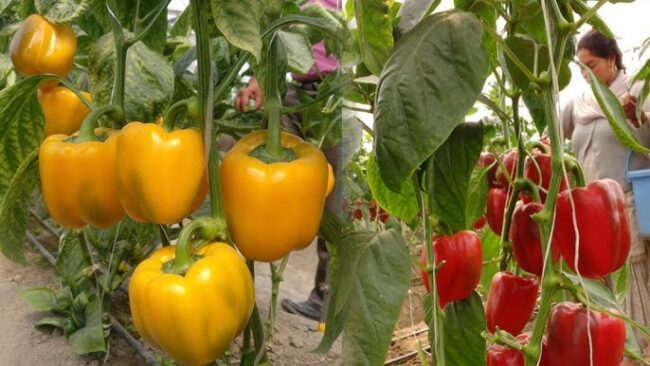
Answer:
1, 0, 650, 365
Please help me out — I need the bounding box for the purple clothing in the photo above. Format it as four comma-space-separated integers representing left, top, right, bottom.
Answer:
292, 0, 340, 82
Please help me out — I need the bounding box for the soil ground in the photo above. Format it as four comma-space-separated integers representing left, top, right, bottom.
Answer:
0, 224, 426, 366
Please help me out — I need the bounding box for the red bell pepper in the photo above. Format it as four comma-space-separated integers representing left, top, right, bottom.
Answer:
552, 179, 631, 279
487, 188, 509, 235
495, 150, 518, 187
486, 272, 539, 336
487, 333, 548, 366
522, 153, 568, 203
478, 152, 498, 188
509, 202, 560, 276
547, 302, 626, 366
421, 231, 482, 308
473, 215, 486, 230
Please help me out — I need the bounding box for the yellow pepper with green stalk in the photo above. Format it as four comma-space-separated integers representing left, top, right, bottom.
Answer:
39, 106, 124, 228
10, 14, 77, 77
115, 120, 208, 225
38, 85, 92, 137
220, 130, 335, 262
129, 217, 254, 366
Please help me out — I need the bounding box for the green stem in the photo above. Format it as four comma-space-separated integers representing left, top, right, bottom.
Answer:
572, 0, 608, 30
113, 40, 128, 120
267, 255, 290, 340
524, 88, 566, 366
168, 217, 221, 275
244, 260, 269, 365
286, 84, 345, 114
159, 225, 170, 247
415, 171, 445, 366
485, 26, 539, 83
76, 105, 123, 142
213, 53, 250, 104
161, 99, 190, 131
563, 153, 586, 187
127, 0, 172, 46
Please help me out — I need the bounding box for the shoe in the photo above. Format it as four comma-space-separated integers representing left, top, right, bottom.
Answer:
280, 298, 322, 321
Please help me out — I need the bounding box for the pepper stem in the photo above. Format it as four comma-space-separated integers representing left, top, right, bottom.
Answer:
76, 105, 123, 143
161, 98, 191, 131
563, 154, 586, 187
168, 217, 224, 275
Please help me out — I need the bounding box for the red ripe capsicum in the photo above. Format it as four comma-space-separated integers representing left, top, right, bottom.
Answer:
487, 188, 509, 235
522, 153, 568, 203
486, 272, 539, 336
495, 150, 518, 187
421, 231, 483, 308
487, 333, 549, 366
552, 179, 631, 279
509, 202, 560, 276
546, 302, 626, 366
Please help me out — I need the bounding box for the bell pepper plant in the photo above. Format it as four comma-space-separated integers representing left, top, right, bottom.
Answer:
115, 121, 208, 225
546, 302, 626, 366
421, 231, 483, 308
552, 179, 631, 279
220, 130, 334, 262
486, 272, 539, 336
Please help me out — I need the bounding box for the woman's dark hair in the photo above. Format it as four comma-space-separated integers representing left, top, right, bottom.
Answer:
577, 29, 625, 71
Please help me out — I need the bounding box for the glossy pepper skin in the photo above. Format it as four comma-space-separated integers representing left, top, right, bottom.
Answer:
486, 272, 539, 335
477, 152, 498, 188
421, 231, 483, 308
495, 150, 518, 187
522, 153, 568, 203
546, 302, 625, 366
39, 133, 124, 228
552, 179, 631, 279
509, 202, 560, 276
220, 130, 334, 262
115, 122, 208, 225
10, 14, 76, 77
487, 333, 548, 366
38, 86, 92, 137
129, 243, 254, 366
487, 188, 509, 235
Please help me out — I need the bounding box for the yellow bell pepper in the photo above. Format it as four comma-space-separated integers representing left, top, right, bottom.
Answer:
39, 132, 124, 228
115, 122, 208, 225
38, 86, 92, 137
10, 14, 77, 77
220, 130, 335, 262
129, 241, 254, 366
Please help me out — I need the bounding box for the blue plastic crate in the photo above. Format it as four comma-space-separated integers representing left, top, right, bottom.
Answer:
626, 151, 650, 239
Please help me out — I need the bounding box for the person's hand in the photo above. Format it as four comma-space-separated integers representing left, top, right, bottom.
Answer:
621, 95, 647, 127
235, 77, 263, 111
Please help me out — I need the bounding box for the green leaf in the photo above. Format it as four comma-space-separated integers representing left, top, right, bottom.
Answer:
21, 287, 58, 312
55, 232, 91, 287
211, 0, 263, 62
455, 0, 497, 66
635, 58, 650, 82
503, 35, 571, 92
478, 230, 501, 297
0, 149, 39, 264
276, 30, 314, 75
88, 34, 174, 122
428, 123, 484, 232
443, 292, 486, 366
511, 0, 546, 44
0, 76, 44, 200
374, 11, 488, 192
367, 154, 418, 222
394, 0, 435, 36
316, 220, 410, 366
522, 91, 547, 135
354, 0, 393, 76
170, 7, 193, 37
341, 114, 364, 169
583, 65, 650, 154
636, 79, 650, 124
35, 0, 90, 23
68, 295, 106, 354
465, 166, 490, 229
35, 316, 66, 329
613, 262, 630, 302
